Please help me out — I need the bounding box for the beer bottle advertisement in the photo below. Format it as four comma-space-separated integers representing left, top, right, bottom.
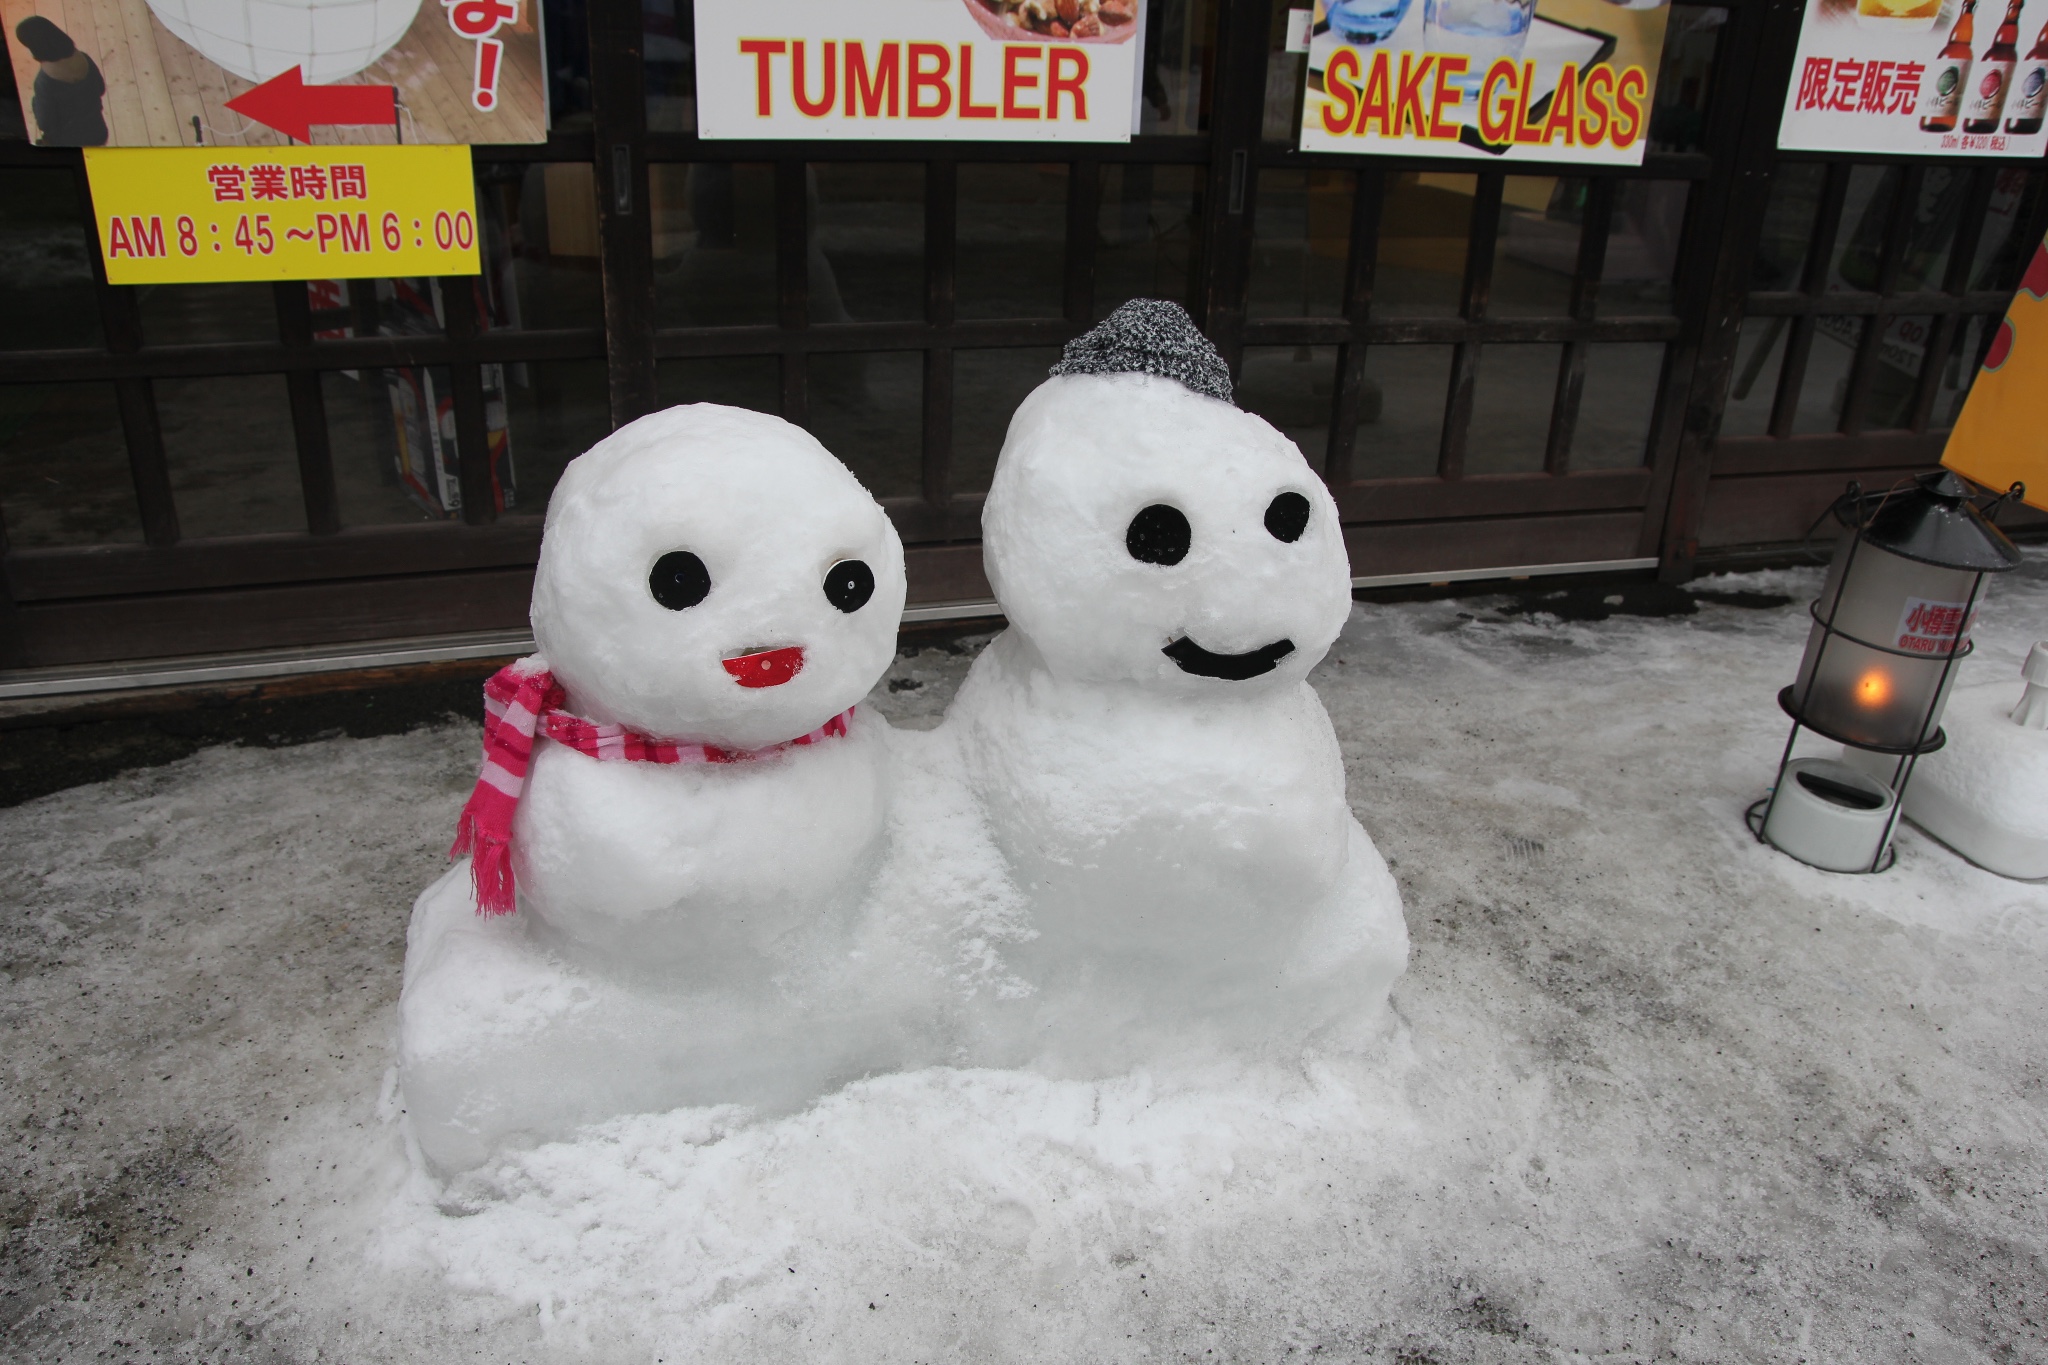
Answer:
1778, 0, 2048, 152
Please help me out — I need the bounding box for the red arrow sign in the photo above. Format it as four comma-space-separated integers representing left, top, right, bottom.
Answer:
226, 66, 398, 143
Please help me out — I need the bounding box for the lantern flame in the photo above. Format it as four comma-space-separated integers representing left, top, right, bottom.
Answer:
1854, 669, 1893, 707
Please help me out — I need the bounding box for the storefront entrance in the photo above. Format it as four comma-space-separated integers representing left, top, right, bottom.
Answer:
1, 0, 2042, 673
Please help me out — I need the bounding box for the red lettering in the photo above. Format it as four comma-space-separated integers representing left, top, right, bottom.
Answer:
1355, 49, 1392, 135
340, 212, 369, 253
1321, 48, 1361, 135
1394, 52, 1433, 137
1578, 65, 1613, 146
740, 39, 786, 116
908, 42, 951, 117
317, 212, 339, 251
1611, 67, 1648, 148
1428, 55, 1467, 140
1512, 60, 1545, 142
845, 41, 899, 117
959, 43, 997, 118
1003, 44, 1042, 119
129, 216, 164, 258
107, 216, 132, 257
1478, 58, 1517, 144
1047, 46, 1088, 120
1540, 63, 1578, 146
793, 40, 837, 117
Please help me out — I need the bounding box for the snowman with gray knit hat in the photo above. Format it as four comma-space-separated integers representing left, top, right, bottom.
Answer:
942, 299, 1409, 1067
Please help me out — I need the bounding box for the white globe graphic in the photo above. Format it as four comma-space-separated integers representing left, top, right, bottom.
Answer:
146, 0, 425, 83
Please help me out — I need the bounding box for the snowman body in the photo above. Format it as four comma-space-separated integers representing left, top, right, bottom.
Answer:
400, 404, 909, 1171
945, 342, 1407, 1064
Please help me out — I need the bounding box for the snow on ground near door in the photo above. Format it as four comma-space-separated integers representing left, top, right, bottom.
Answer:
5, 559, 2047, 1364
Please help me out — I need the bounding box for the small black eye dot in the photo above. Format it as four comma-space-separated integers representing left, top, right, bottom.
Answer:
824, 559, 875, 613
1126, 504, 1191, 566
648, 550, 711, 611
1265, 492, 1312, 543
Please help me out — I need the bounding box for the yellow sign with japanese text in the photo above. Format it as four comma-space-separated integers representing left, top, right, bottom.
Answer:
1943, 234, 2048, 512
81, 145, 479, 285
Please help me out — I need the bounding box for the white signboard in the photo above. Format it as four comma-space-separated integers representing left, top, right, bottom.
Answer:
695, 0, 1142, 141
1777, 0, 2048, 155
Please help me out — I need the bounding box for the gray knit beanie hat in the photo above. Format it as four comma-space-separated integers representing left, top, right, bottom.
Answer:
1047, 299, 1236, 407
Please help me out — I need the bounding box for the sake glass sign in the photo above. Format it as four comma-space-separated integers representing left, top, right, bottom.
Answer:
81, 145, 480, 284
693, 0, 1143, 142
1296, 0, 1674, 162
1777, 0, 2048, 154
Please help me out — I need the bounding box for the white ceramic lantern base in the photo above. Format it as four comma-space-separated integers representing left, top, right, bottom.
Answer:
1845, 681, 2048, 881
1759, 757, 1899, 873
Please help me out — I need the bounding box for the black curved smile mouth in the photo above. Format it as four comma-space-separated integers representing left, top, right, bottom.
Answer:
1162, 635, 1296, 681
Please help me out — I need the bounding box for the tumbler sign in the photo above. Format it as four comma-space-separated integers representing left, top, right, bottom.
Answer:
694, 0, 1142, 141
1297, 0, 1673, 163
1777, 0, 2048, 154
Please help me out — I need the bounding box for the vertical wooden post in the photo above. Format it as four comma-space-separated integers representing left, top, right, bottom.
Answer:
587, 0, 656, 428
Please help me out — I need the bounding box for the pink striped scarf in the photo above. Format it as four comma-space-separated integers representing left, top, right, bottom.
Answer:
450, 658, 855, 915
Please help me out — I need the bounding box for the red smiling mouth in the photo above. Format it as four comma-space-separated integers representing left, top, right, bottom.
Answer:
722, 645, 805, 688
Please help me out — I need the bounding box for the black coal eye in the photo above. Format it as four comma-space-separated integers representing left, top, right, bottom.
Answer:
648, 550, 711, 610
824, 559, 875, 613
1265, 492, 1312, 543
1126, 504, 1191, 566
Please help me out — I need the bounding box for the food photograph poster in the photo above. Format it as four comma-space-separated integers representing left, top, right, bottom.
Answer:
694, 0, 1144, 142
1777, 0, 2048, 155
1296, 0, 1673, 162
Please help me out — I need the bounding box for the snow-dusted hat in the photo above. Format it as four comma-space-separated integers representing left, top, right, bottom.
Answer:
1047, 299, 1236, 407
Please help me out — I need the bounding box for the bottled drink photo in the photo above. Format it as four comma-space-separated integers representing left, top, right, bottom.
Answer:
1963, 0, 2024, 132
2006, 13, 2048, 131
1921, 0, 1978, 132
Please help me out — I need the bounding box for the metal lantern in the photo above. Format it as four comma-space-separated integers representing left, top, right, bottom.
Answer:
1751, 471, 2023, 873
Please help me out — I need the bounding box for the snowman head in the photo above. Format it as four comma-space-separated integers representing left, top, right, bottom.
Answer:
982, 301, 1351, 694
531, 404, 906, 749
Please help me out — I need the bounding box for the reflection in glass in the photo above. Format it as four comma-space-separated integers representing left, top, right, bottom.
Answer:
1890, 169, 1963, 294
1466, 344, 1560, 474
809, 351, 921, 500
0, 170, 101, 351
1863, 315, 1934, 430
1139, 0, 1216, 136
1375, 172, 1471, 318
1649, 5, 1725, 154
651, 163, 778, 328
1247, 169, 1352, 319
658, 356, 781, 416
139, 283, 277, 346
1237, 346, 1336, 472
953, 348, 1060, 494
957, 164, 1066, 321
1355, 344, 1452, 479
1573, 343, 1663, 470
0, 383, 138, 547
1600, 181, 1688, 315
1491, 176, 1579, 319
1931, 315, 1991, 428
159, 375, 301, 538
1969, 167, 2040, 291
479, 164, 605, 332
504, 359, 613, 517
1753, 163, 1824, 292
811, 164, 924, 324
1793, 318, 1860, 433
325, 370, 435, 528
1096, 163, 1204, 318
1721, 315, 1786, 438
644, 0, 695, 131
1827, 166, 1898, 293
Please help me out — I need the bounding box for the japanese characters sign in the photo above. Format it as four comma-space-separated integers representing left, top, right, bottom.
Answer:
2, 0, 545, 148
1296, 0, 1673, 163
694, 0, 1143, 141
81, 145, 480, 284
1777, 0, 2048, 155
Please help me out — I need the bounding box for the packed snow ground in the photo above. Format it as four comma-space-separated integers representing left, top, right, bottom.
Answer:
5, 560, 2048, 1364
